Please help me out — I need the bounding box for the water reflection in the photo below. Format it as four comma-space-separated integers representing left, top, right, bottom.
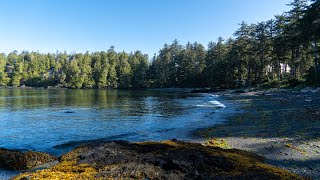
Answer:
0, 89, 184, 116
0, 88, 224, 156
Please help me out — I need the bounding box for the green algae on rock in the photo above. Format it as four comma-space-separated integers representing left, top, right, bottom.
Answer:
14, 140, 303, 179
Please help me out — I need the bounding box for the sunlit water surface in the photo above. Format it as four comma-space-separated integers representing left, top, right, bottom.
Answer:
0, 88, 230, 179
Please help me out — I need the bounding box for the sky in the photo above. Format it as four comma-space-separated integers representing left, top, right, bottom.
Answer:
0, 0, 292, 57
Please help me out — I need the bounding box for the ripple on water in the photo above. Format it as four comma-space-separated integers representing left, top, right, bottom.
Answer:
0, 89, 228, 156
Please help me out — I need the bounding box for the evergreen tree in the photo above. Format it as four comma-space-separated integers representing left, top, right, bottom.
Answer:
107, 47, 118, 88
0, 54, 10, 86
129, 51, 149, 88
67, 57, 84, 89
117, 52, 132, 88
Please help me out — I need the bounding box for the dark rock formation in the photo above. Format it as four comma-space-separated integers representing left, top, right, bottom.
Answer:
14, 140, 302, 179
233, 90, 246, 93
0, 148, 57, 170
190, 89, 224, 93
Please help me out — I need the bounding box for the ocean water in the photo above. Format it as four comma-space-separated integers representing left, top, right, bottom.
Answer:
0, 88, 229, 179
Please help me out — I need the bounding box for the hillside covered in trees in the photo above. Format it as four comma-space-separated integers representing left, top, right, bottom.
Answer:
0, 0, 319, 89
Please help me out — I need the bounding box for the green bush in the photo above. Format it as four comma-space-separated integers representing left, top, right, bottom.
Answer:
305, 67, 320, 86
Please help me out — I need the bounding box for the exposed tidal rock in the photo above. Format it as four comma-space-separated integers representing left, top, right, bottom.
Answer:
190, 89, 224, 93
14, 140, 302, 179
0, 148, 57, 170
233, 90, 247, 93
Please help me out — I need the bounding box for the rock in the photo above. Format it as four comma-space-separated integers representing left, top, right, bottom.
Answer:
301, 87, 319, 93
0, 148, 57, 170
190, 89, 224, 93
14, 140, 303, 179
233, 90, 246, 93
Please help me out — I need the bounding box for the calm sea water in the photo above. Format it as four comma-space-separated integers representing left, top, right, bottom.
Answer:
0, 88, 231, 179
0, 88, 228, 156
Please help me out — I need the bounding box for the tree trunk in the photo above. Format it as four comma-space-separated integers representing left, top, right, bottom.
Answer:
290, 48, 295, 79
247, 63, 251, 86
254, 64, 258, 82
238, 56, 242, 85
258, 57, 262, 83
313, 40, 319, 75
295, 47, 300, 79
271, 64, 275, 80
278, 61, 281, 81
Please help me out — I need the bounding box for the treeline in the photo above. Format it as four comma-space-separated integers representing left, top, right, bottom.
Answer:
0, 0, 319, 89
0, 48, 148, 88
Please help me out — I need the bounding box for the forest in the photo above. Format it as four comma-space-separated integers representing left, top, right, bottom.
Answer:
0, 0, 319, 89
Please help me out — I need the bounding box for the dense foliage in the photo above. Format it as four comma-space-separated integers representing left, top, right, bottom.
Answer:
0, 0, 319, 89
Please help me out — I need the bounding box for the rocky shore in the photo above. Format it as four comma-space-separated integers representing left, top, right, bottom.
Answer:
194, 87, 320, 179
1, 87, 318, 179
0, 148, 57, 170
11, 140, 301, 179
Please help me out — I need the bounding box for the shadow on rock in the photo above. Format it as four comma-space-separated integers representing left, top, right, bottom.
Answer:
14, 140, 302, 179
0, 148, 57, 170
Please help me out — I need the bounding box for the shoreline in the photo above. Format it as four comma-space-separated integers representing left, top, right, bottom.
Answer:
1, 88, 319, 179
0, 90, 238, 179
12, 140, 302, 179
192, 88, 320, 179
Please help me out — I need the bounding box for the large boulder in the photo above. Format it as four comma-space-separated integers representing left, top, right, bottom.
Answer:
0, 148, 57, 170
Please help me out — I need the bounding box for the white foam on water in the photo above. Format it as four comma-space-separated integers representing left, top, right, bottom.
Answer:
206, 94, 219, 98
209, 100, 226, 108
195, 94, 226, 108
196, 100, 226, 108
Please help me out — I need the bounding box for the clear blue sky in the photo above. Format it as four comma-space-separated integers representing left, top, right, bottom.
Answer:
0, 0, 292, 57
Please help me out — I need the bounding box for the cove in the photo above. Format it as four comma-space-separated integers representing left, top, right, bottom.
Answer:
0, 88, 231, 156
